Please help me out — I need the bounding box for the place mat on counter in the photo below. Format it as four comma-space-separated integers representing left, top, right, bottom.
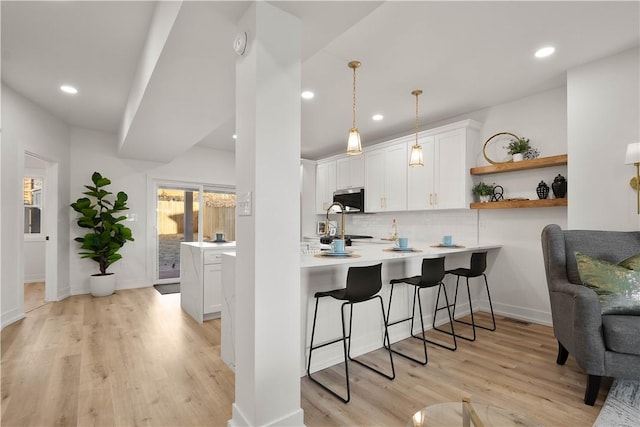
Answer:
382, 248, 423, 253
430, 244, 465, 248
314, 253, 361, 259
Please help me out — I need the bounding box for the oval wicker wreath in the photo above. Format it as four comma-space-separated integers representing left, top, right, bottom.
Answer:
482, 132, 522, 165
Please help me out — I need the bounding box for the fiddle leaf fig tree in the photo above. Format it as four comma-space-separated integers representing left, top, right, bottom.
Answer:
70, 172, 134, 275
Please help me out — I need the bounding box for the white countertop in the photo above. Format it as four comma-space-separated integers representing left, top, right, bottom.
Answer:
300, 241, 501, 268
181, 241, 237, 249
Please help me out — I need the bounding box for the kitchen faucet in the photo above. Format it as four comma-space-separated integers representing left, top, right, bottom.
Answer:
325, 201, 346, 240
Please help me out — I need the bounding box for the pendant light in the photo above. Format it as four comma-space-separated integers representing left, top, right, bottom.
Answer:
346, 60, 362, 155
409, 89, 424, 167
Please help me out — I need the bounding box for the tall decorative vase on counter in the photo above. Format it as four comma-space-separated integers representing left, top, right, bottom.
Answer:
551, 174, 567, 198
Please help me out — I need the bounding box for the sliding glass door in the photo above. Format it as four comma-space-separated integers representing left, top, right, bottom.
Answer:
155, 183, 235, 283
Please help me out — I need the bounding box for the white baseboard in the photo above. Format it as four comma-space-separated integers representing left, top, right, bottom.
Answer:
1, 308, 25, 330
229, 404, 304, 427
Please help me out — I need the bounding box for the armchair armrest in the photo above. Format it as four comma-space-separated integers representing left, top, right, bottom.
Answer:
548, 278, 606, 375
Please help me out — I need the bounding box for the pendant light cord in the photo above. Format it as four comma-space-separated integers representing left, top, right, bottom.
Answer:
412, 89, 422, 146
352, 65, 357, 129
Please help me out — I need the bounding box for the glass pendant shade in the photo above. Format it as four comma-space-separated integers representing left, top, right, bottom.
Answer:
347, 128, 362, 155
409, 144, 424, 167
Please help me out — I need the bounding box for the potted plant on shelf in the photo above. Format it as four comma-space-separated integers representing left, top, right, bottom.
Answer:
70, 172, 134, 297
506, 137, 530, 162
472, 181, 494, 203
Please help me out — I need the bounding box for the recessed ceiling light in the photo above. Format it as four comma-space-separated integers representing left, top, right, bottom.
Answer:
232, 134, 237, 140
535, 46, 555, 58
372, 114, 384, 121
301, 91, 314, 99
60, 85, 78, 94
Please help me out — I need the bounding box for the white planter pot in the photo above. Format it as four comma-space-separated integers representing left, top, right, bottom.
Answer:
479, 195, 491, 203
89, 273, 116, 297
512, 153, 524, 162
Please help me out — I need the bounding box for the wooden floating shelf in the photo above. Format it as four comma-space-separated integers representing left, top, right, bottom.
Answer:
470, 198, 568, 209
470, 154, 568, 175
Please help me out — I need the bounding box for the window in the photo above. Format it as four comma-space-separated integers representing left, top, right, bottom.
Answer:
24, 177, 43, 234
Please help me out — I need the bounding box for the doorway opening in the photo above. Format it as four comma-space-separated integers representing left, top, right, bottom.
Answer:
155, 183, 235, 284
23, 152, 57, 312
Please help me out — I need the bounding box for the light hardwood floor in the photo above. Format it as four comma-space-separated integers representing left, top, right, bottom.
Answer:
24, 282, 47, 313
2, 287, 605, 426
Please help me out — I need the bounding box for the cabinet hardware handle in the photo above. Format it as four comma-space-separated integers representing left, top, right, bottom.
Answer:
429, 193, 433, 206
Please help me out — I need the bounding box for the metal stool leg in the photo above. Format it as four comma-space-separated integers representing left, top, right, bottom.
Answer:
430, 283, 458, 351
307, 296, 351, 403
385, 283, 428, 365
348, 297, 395, 379
452, 276, 477, 341
479, 273, 497, 331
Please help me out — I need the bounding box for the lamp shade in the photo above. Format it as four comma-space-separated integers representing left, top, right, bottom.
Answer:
625, 142, 640, 164
409, 144, 424, 167
346, 128, 362, 155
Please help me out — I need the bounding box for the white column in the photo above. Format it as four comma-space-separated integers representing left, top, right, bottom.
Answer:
231, 2, 303, 426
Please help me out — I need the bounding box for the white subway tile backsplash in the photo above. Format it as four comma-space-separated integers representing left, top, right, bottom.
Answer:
339, 209, 479, 245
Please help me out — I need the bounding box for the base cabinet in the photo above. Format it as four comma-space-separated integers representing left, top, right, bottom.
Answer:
180, 242, 236, 323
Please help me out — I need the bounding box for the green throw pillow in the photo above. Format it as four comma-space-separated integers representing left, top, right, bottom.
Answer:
618, 253, 640, 270
575, 252, 640, 315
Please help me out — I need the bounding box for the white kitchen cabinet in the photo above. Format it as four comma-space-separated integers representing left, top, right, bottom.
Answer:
407, 120, 481, 210
336, 155, 365, 190
180, 242, 236, 323
365, 140, 408, 212
315, 160, 336, 214
203, 256, 222, 315
407, 135, 435, 210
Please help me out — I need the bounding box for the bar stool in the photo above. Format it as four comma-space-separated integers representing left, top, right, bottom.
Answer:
446, 252, 496, 341
385, 257, 457, 366
307, 263, 395, 403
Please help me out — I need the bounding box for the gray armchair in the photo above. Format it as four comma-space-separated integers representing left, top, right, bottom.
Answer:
541, 224, 640, 405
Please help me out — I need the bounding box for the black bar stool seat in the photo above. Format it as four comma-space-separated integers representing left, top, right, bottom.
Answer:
307, 263, 395, 403
385, 257, 457, 366
446, 251, 496, 341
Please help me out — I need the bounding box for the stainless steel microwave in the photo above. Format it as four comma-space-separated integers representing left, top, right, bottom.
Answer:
333, 188, 365, 213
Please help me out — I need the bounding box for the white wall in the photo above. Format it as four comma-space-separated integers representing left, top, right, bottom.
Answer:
69, 128, 235, 294
567, 47, 640, 230
1, 84, 71, 327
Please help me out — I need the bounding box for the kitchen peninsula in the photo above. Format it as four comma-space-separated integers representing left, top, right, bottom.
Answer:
221, 241, 500, 374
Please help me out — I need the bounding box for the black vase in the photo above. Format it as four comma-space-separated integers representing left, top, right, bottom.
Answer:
552, 174, 567, 198
536, 181, 549, 199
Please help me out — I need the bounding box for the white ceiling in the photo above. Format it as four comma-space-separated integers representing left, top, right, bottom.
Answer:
2, 1, 639, 161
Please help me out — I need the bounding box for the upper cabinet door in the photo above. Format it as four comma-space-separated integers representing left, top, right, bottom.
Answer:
364, 141, 407, 212
434, 128, 468, 210
384, 142, 408, 211
364, 149, 385, 212
407, 136, 435, 210
316, 160, 336, 214
336, 156, 365, 190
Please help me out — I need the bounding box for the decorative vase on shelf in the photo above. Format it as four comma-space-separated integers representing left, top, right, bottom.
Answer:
536, 181, 549, 199
479, 195, 490, 203
551, 174, 567, 198
512, 153, 524, 162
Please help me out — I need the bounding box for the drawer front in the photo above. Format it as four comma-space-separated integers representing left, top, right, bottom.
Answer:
203, 251, 223, 264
